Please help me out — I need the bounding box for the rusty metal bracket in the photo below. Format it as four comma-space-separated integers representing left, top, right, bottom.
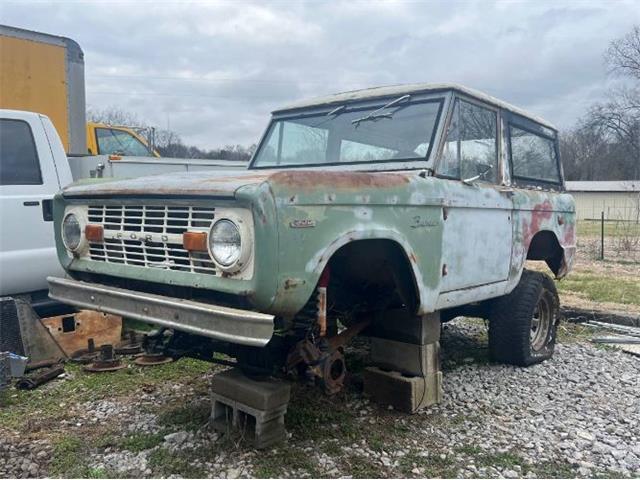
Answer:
133, 352, 173, 366
285, 319, 370, 395
84, 344, 126, 372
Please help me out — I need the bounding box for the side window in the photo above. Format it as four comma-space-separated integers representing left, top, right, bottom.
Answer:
509, 126, 560, 184
0, 119, 42, 186
438, 99, 498, 183
96, 128, 152, 157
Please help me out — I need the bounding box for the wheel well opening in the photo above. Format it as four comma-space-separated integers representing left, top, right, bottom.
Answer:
527, 230, 564, 276
323, 239, 420, 324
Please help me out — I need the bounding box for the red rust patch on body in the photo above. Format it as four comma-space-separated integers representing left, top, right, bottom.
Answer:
269, 170, 410, 190
522, 200, 554, 248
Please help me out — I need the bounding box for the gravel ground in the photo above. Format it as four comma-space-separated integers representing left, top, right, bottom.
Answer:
0, 318, 638, 478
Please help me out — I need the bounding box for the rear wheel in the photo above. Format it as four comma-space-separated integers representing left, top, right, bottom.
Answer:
488, 270, 559, 366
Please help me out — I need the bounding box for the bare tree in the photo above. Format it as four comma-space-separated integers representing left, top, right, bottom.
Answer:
578, 26, 640, 179
606, 25, 640, 81
560, 121, 608, 180
588, 90, 640, 178
87, 106, 144, 127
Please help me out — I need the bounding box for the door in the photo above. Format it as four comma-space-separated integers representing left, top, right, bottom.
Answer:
436, 98, 513, 292
0, 114, 64, 296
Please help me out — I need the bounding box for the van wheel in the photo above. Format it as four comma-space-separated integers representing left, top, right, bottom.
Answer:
488, 270, 559, 366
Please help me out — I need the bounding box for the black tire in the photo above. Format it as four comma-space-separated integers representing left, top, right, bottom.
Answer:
488, 269, 560, 366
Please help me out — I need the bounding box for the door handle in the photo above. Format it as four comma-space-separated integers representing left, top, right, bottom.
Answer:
23, 200, 40, 207
42, 199, 54, 221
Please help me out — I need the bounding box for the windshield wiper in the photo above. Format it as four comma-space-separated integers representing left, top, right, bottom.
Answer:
351, 94, 411, 127
326, 105, 346, 116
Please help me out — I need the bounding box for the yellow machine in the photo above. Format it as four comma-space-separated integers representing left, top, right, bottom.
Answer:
0, 24, 159, 157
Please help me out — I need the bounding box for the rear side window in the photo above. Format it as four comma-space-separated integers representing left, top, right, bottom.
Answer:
0, 119, 42, 186
509, 126, 560, 184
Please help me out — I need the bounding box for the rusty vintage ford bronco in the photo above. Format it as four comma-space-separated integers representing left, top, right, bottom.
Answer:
48, 84, 576, 395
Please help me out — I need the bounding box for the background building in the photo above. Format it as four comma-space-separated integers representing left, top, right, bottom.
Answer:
565, 181, 640, 221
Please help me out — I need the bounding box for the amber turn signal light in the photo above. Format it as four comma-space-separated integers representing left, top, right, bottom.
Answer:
183, 231, 208, 252
85, 224, 104, 242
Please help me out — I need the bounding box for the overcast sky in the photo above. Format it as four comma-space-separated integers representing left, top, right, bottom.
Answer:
2, 0, 639, 150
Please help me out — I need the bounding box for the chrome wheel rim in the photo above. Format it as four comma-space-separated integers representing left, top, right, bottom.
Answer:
530, 294, 552, 352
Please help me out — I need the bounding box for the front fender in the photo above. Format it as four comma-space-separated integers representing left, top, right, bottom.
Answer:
270, 201, 443, 317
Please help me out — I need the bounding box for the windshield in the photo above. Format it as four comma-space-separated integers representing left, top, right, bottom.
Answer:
251, 99, 442, 168
96, 128, 153, 157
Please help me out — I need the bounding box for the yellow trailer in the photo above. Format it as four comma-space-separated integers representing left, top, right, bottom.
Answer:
0, 24, 159, 157
0, 24, 86, 155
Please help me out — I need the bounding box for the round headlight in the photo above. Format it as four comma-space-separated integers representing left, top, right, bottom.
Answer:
209, 219, 241, 267
62, 213, 82, 251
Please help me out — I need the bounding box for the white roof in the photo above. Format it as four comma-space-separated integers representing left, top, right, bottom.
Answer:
273, 82, 556, 130
565, 180, 640, 192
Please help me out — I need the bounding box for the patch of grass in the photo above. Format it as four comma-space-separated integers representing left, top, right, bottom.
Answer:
392, 420, 411, 434
50, 434, 91, 477
341, 454, 386, 478
530, 459, 576, 478
475, 451, 526, 469
0, 357, 211, 431
285, 387, 358, 441
556, 322, 598, 344
148, 447, 206, 478
398, 451, 458, 478
319, 440, 342, 457
119, 431, 166, 452
157, 400, 210, 431
556, 272, 640, 305
367, 431, 387, 452
84, 467, 116, 479
577, 220, 640, 238
455, 445, 483, 456
253, 447, 321, 478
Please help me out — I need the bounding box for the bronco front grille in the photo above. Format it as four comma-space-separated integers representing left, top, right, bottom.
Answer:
85, 204, 218, 275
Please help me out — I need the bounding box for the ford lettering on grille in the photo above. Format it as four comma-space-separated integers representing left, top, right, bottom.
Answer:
85, 204, 218, 275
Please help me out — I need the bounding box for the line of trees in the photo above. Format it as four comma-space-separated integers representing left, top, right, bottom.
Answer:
561, 26, 640, 181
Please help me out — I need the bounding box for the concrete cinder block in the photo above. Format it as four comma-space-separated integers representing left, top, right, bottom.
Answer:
210, 368, 291, 449
363, 366, 443, 413
370, 309, 440, 345
210, 368, 291, 411
370, 338, 440, 377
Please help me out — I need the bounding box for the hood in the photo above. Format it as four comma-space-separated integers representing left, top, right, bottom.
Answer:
62, 169, 273, 198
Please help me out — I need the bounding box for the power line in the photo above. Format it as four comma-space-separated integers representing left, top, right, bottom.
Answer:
88, 90, 293, 99
86, 73, 334, 86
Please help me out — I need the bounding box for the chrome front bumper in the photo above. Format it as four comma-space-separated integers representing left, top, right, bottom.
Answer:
47, 276, 274, 347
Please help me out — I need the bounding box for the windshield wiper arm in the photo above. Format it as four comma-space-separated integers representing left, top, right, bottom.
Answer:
351, 94, 411, 126
326, 105, 346, 116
